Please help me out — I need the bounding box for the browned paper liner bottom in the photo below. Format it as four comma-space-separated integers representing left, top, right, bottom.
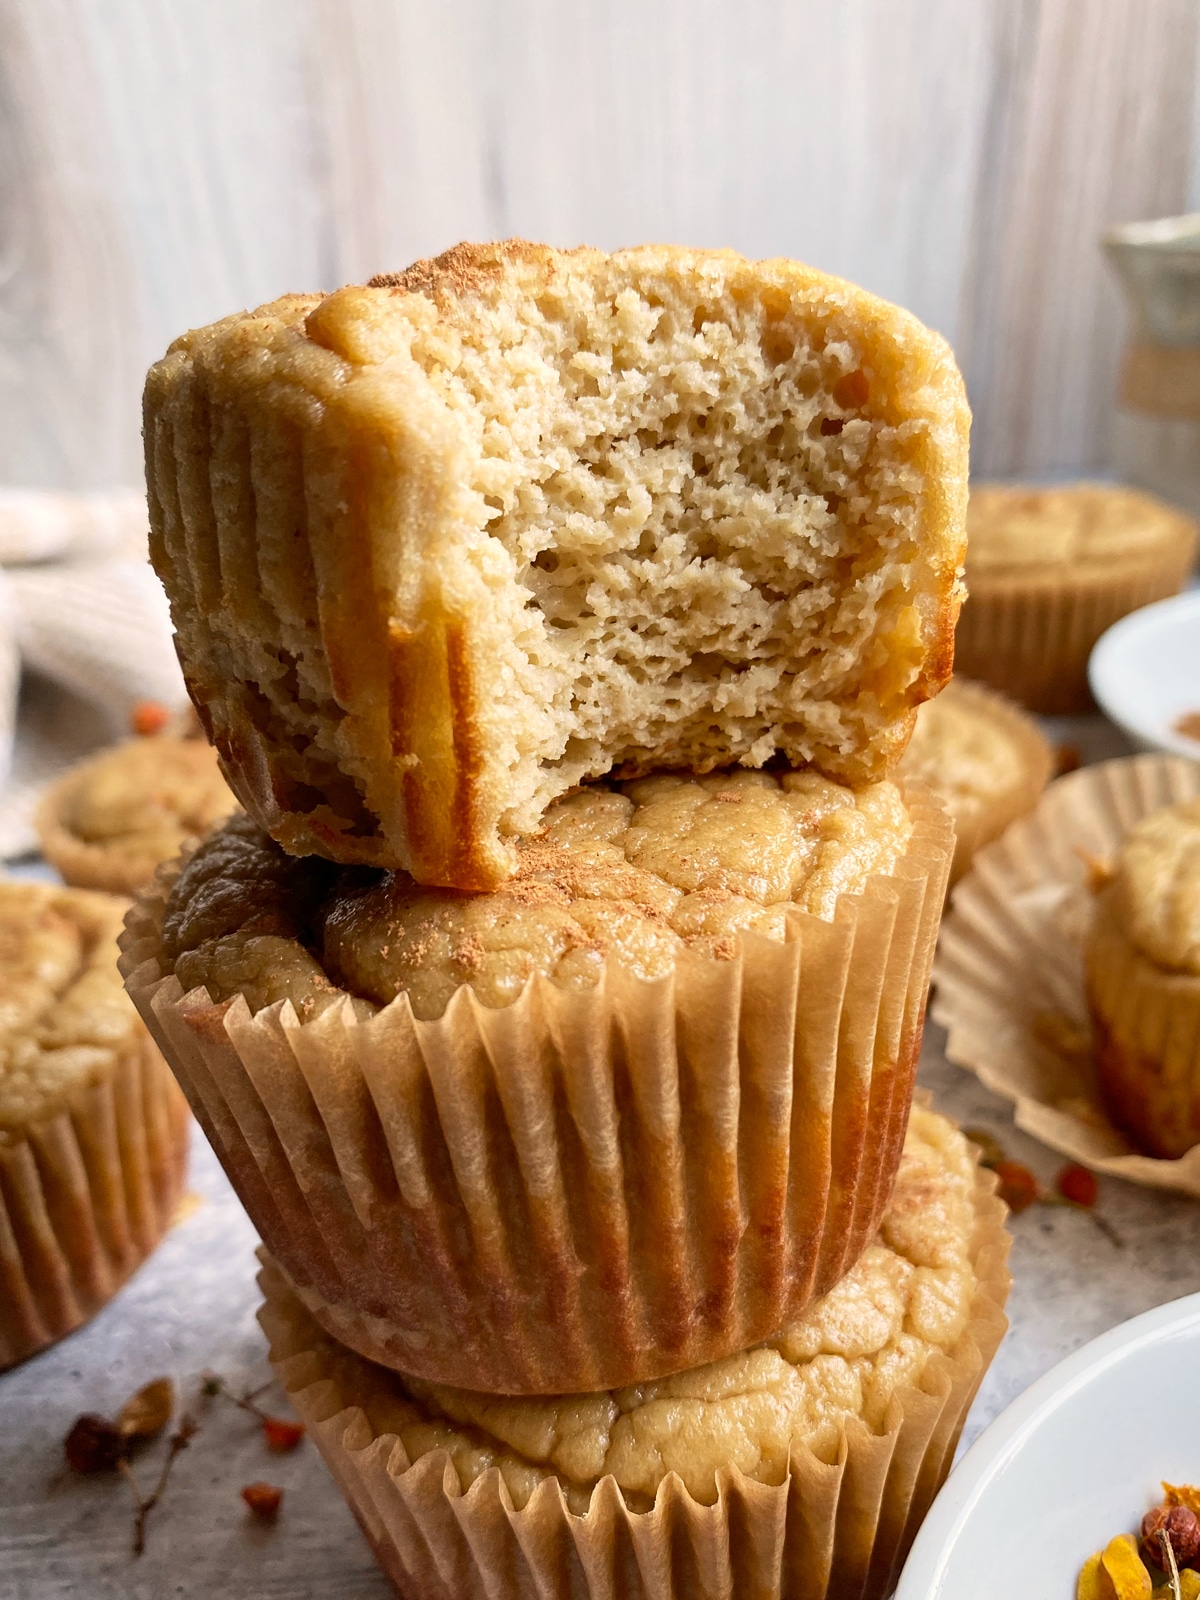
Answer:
0, 1034, 190, 1369
953, 556, 1195, 714
934, 753, 1200, 1193
258, 1157, 1009, 1600
121, 788, 953, 1396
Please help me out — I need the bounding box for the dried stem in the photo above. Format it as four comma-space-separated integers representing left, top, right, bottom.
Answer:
1159, 1529, 1182, 1600
202, 1373, 274, 1422
118, 1415, 198, 1556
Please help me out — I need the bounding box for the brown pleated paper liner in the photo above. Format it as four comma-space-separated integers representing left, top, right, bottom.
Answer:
953, 551, 1196, 714
0, 1032, 190, 1369
256, 1153, 1010, 1600
934, 753, 1200, 1193
120, 785, 953, 1396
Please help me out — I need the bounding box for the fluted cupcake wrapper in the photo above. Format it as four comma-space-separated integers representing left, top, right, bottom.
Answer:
934, 752, 1200, 1192
953, 555, 1195, 714
0, 1034, 190, 1369
120, 785, 952, 1396
257, 1155, 1009, 1600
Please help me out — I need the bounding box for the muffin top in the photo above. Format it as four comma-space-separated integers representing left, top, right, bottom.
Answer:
0, 881, 145, 1133
38, 735, 238, 895
161, 770, 912, 1022
276, 1106, 981, 1511
965, 483, 1197, 580
1110, 797, 1200, 975
897, 680, 1051, 826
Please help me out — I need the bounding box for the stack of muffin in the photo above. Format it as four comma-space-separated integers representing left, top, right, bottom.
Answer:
121, 243, 1011, 1600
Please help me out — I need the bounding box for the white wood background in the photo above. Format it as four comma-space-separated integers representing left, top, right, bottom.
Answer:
0, 0, 1197, 490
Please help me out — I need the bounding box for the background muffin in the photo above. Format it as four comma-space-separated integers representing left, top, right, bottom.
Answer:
260, 1105, 1011, 1600
898, 678, 1054, 884
954, 483, 1197, 713
0, 881, 189, 1368
144, 242, 969, 889
122, 771, 954, 1394
37, 733, 237, 895
1086, 796, 1200, 1159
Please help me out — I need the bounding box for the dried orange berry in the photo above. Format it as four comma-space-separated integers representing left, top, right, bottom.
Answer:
993, 1159, 1039, 1214
241, 1482, 283, 1521
1057, 1163, 1099, 1208
131, 701, 170, 737
261, 1417, 305, 1452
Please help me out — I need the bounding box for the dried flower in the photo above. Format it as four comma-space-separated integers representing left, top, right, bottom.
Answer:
117, 1378, 175, 1442
64, 1414, 124, 1475
241, 1482, 283, 1522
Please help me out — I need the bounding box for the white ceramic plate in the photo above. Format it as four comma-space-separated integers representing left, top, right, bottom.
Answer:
895, 1294, 1200, 1598
1089, 589, 1200, 759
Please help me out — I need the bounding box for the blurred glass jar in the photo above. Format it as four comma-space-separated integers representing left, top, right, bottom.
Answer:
1105, 213, 1200, 520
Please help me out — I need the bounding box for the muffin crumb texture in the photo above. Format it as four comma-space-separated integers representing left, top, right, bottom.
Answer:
0, 882, 143, 1130
282, 1106, 979, 1512
161, 770, 911, 1021
145, 241, 968, 886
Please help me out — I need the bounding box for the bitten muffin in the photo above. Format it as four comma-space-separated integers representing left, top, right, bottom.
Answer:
144, 240, 969, 888
37, 734, 238, 896
260, 1106, 1011, 1600
954, 482, 1197, 713
897, 678, 1054, 884
1086, 796, 1200, 1159
0, 882, 189, 1368
121, 770, 954, 1393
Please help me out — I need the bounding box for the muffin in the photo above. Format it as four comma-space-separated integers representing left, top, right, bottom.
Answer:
0, 882, 190, 1368
144, 240, 969, 889
121, 768, 954, 1394
260, 1105, 1011, 1600
897, 678, 1054, 884
954, 482, 1198, 713
37, 734, 238, 895
1086, 796, 1200, 1158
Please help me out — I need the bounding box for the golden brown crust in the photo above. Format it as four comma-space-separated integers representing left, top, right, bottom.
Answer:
1085, 803, 1200, 1159
36, 737, 238, 896
257, 1121, 1010, 1600
145, 242, 969, 888
121, 783, 955, 1394
897, 679, 1054, 883
955, 483, 1197, 713
0, 879, 190, 1368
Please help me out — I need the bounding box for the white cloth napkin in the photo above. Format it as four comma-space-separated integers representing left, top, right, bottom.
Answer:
0, 490, 188, 860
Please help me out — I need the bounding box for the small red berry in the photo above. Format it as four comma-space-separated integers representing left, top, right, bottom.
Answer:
131, 701, 170, 737
1056, 1163, 1098, 1208
261, 1417, 305, 1452
993, 1159, 1039, 1214
241, 1482, 283, 1521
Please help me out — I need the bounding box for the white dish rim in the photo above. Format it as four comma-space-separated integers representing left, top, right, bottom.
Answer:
895, 1291, 1200, 1597
1088, 589, 1200, 760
